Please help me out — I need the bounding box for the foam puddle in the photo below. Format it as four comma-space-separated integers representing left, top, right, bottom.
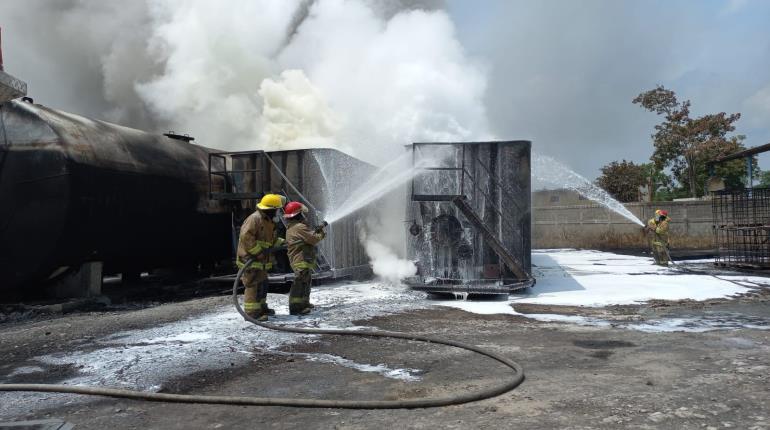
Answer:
270, 351, 421, 382
436, 299, 516, 315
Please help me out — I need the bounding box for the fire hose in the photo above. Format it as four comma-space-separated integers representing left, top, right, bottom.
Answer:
662, 247, 764, 288
0, 256, 525, 409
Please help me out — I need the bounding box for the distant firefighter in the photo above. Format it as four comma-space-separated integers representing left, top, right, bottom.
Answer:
284, 201, 326, 315
645, 209, 671, 266
237, 194, 286, 321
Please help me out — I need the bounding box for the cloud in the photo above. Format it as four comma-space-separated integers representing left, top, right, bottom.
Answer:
744, 84, 770, 127
450, 0, 770, 176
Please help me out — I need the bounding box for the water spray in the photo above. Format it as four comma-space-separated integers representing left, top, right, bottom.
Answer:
532, 153, 645, 227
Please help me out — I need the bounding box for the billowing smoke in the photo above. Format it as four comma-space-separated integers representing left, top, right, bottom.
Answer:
274, 0, 490, 162
258, 69, 345, 153
0, 0, 488, 283
0, 0, 488, 163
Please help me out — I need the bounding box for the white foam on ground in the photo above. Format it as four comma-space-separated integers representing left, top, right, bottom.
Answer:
34, 282, 426, 391
4, 366, 45, 378
517, 249, 766, 306
299, 353, 421, 382
520, 313, 612, 328
432, 250, 765, 313
435, 299, 516, 315
0, 282, 427, 419
433, 250, 770, 333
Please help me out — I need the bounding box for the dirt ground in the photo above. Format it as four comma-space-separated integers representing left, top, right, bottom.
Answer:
1, 289, 769, 430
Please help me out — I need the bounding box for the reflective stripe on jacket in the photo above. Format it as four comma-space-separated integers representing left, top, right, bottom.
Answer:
286, 220, 325, 272
236, 211, 281, 270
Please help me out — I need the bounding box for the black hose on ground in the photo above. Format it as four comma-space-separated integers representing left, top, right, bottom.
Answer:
0, 257, 525, 409
662, 248, 761, 288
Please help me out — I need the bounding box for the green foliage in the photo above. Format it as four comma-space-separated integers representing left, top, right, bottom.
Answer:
596, 160, 646, 202
652, 186, 690, 202
633, 86, 748, 197
758, 170, 770, 188
640, 162, 671, 201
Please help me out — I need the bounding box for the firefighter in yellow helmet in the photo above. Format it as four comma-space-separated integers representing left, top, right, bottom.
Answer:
283, 201, 326, 315
237, 193, 286, 321
645, 209, 671, 266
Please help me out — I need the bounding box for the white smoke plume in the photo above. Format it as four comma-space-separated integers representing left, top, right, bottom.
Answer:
359, 219, 416, 284
0, 0, 489, 164
258, 69, 346, 152
0, 0, 490, 279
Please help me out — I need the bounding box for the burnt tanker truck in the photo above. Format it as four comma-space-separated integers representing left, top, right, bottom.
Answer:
0, 98, 375, 298
0, 99, 233, 293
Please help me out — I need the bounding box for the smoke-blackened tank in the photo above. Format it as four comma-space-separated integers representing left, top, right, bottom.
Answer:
405, 141, 533, 294
0, 99, 232, 291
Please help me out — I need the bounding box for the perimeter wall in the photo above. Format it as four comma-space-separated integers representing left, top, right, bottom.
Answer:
532, 200, 714, 250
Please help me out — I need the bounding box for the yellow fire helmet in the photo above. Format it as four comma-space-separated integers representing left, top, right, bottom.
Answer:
257, 193, 284, 210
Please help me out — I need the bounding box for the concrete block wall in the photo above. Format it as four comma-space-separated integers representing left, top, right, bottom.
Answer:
533, 200, 714, 250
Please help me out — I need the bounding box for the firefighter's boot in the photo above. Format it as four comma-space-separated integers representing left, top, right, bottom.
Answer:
257, 279, 275, 316
303, 279, 314, 309
289, 270, 312, 315
243, 282, 258, 315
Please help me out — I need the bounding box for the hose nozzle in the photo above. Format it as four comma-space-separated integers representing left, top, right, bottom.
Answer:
315, 220, 328, 233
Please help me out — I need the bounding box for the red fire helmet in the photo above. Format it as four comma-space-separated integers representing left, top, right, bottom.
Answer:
283, 201, 308, 218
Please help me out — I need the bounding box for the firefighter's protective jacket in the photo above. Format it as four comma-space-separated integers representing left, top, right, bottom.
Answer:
286, 220, 325, 271
237, 211, 284, 270
647, 217, 670, 246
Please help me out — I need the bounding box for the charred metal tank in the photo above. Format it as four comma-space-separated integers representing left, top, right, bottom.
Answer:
405, 141, 533, 294
0, 98, 375, 295
0, 99, 232, 292
208, 148, 375, 281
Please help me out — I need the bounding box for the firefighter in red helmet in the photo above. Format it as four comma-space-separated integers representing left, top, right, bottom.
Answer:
283, 201, 326, 315
645, 209, 671, 266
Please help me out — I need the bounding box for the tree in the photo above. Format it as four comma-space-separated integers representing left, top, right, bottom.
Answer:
633, 86, 747, 197
596, 160, 646, 202
640, 162, 672, 201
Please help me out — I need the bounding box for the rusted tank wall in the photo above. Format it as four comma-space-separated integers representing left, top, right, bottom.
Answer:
533, 200, 714, 250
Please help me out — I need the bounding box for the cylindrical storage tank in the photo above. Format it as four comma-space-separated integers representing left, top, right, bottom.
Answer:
0, 100, 232, 292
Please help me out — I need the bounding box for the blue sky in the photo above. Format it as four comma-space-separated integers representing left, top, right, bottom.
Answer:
446, 0, 770, 176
